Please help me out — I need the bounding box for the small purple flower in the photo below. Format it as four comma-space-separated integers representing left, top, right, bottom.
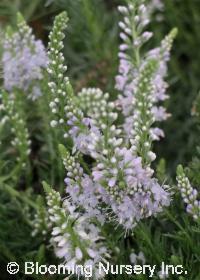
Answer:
2, 22, 47, 99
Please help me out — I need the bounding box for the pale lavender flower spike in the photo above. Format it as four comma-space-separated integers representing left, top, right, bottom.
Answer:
116, 1, 176, 142
92, 147, 170, 230
176, 165, 200, 221
58, 1, 175, 231
45, 1, 176, 235
2, 14, 47, 100
45, 185, 109, 279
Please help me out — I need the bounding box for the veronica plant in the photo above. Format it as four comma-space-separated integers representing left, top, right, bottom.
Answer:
116, 1, 177, 157
0, 90, 31, 172
38, 1, 178, 276
43, 182, 109, 279
47, 12, 76, 134
43, 0, 176, 239
175, 94, 200, 223
2, 13, 47, 100
176, 165, 200, 222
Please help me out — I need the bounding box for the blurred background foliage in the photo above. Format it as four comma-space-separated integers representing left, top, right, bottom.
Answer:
152, 0, 200, 174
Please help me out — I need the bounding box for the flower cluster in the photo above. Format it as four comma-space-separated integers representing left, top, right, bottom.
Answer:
0, 91, 31, 167
45, 1, 173, 233
92, 146, 170, 230
121, 60, 159, 163
176, 165, 200, 221
67, 87, 119, 158
40, 0, 176, 272
43, 182, 109, 279
2, 13, 47, 100
47, 12, 79, 134
59, 144, 104, 223
31, 196, 50, 238
76, 88, 117, 129
116, 1, 177, 150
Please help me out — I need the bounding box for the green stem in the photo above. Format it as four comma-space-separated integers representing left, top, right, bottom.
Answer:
0, 165, 21, 183
0, 184, 38, 210
165, 210, 194, 248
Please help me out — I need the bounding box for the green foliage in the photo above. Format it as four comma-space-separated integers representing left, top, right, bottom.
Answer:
152, 0, 200, 172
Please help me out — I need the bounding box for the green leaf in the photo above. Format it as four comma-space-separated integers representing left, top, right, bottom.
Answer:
42, 181, 52, 194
